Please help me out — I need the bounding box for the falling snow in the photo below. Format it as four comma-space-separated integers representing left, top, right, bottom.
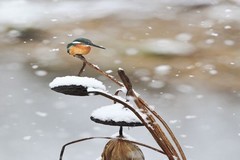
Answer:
148, 80, 165, 89
175, 33, 192, 42
185, 115, 197, 119
35, 70, 48, 77
154, 65, 172, 75
35, 111, 48, 117
143, 39, 195, 56
31, 65, 39, 69
105, 70, 113, 74
125, 48, 139, 56
1, 1, 240, 160
23, 136, 32, 141
184, 145, 194, 149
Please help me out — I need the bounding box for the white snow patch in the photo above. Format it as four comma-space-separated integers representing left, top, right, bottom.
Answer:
148, 80, 165, 89
205, 39, 215, 44
24, 99, 34, 104
8, 29, 21, 38
143, 39, 195, 56
23, 136, 32, 141
161, 93, 175, 100
180, 134, 187, 138
140, 76, 151, 82
7, 94, 13, 98
176, 84, 194, 93
50, 48, 60, 52
184, 145, 194, 149
50, 18, 58, 22
35, 111, 47, 117
210, 32, 218, 37
207, 5, 240, 22
134, 68, 150, 77
175, 33, 192, 42
125, 48, 139, 56
209, 70, 218, 75
200, 20, 214, 28
154, 65, 172, 75
196, 94, 204, 99
169, 120, 179, 124
224, 40, 235, 46
203, 64, 215, 70
35, 70, 48, 77
91, 103, 143, 124
224, 25, 231, 29
185, 115, 197, 119
105, 70, 113, 73
114, 60, 122, 64
49, 76, 106, 91
31, 65, 38, 69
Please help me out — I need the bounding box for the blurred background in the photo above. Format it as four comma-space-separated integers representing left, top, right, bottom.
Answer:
0, 0, 240, 160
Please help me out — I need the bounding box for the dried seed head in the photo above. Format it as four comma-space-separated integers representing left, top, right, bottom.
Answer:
101, 138, 145, 160
49, 76, 106, 96
51, 85, 89, 96
90, 103, 144, 127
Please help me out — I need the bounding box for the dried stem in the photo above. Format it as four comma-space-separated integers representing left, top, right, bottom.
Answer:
118, 70, 186, 160
77, 61, 86, 76
75, 55, 123, 86
117, 69, 185, 159
118, 69, 178, 160
119, 126, 123, 137
137, 97, 187, 160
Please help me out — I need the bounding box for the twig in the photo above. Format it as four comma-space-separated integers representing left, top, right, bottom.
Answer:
75, 55, 123, 86
77, 61, 86, 76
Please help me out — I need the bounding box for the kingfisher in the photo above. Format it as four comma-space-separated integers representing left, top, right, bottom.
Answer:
67, 38, 105, 56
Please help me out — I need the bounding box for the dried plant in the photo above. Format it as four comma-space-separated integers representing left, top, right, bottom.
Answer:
51, 54, 187, 160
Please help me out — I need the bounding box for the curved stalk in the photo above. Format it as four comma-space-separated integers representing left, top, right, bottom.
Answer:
137, 97, 187, 160
59, 136, 165, 160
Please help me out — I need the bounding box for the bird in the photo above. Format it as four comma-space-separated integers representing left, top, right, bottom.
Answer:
67, 37, 105, 56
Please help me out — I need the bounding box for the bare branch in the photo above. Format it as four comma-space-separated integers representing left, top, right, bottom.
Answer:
75, 55, 123, 86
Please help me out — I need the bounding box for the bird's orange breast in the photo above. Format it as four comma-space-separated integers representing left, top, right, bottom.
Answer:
68, 44, 91, 56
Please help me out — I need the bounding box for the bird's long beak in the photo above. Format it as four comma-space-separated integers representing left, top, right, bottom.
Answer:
90, 43, 106, 49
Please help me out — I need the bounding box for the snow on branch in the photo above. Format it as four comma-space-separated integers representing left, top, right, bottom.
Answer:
91, 103, 145, 127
